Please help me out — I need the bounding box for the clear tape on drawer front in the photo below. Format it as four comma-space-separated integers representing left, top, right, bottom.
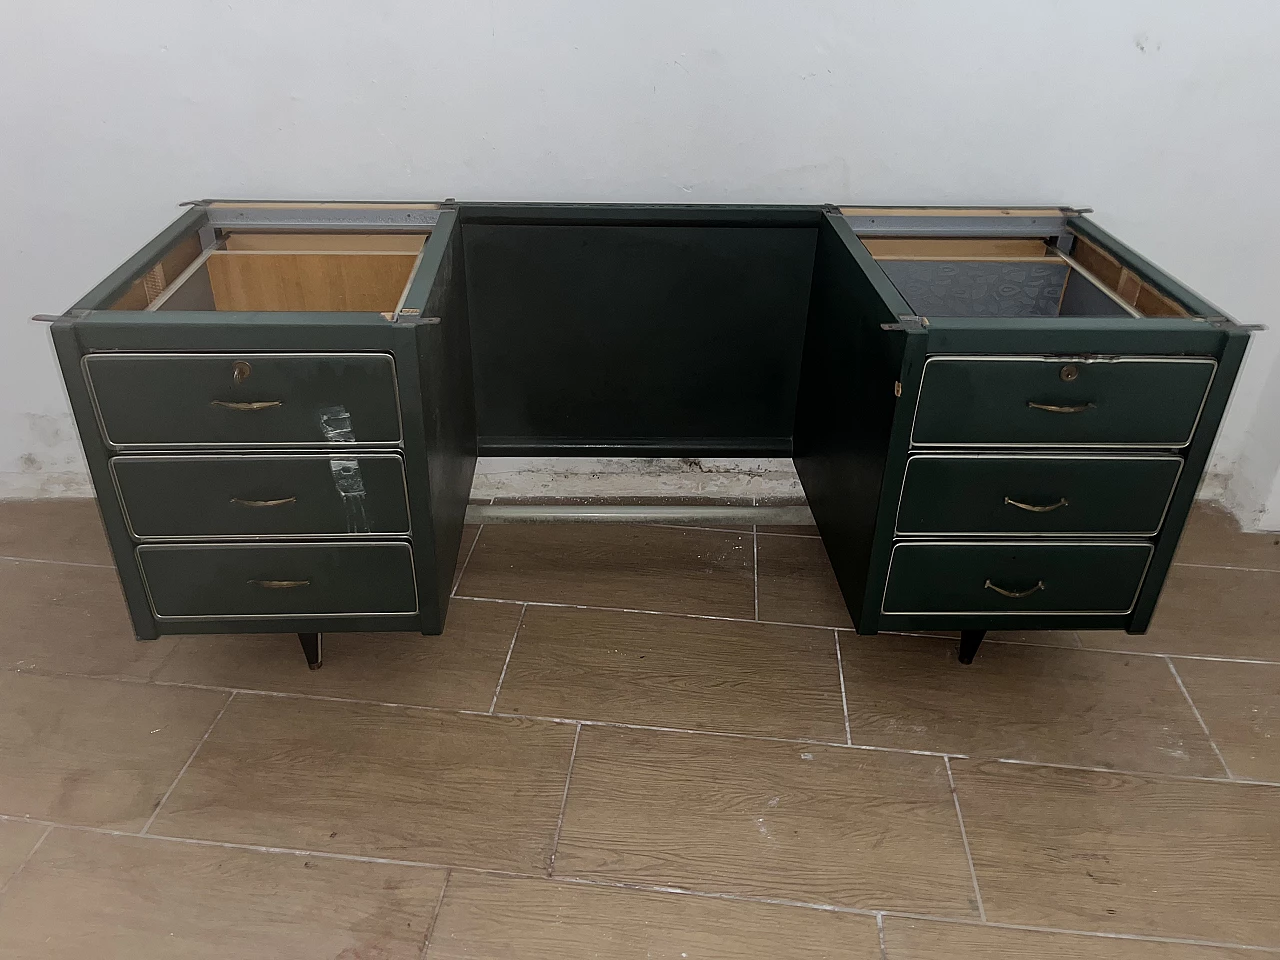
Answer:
319, 405, 370, 534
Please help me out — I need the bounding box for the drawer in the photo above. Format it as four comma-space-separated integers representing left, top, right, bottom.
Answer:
84, 352, 401, 447
112, 454, 410, 539
137, 542, 418, 618
882, 541, 1153, 615
911, 356, 1216, 448
896, 454, 1182, 536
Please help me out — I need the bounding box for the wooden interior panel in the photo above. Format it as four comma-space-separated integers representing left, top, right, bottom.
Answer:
223, 233, 427, 252
862, 237, 1053, 260
109, 234, 203, 310
206, 252, 417, 311
1071, 236, 1191, 317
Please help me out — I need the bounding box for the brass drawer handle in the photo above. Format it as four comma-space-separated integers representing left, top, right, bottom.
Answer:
231, 497, 297, 508
1027, 401, 1095, 414
211, 400, 283, 411
984, 579, 1045, 599
1004, 496, 1068, 513
249, 579, 310, 589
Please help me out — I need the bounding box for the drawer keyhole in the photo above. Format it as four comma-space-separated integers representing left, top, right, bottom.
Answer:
1060, 364, 1079, 382
232, 360, 252, 385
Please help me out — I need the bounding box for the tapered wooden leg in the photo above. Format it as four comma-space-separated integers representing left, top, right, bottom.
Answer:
958, 629, 985, 665
298, 632, 323, 670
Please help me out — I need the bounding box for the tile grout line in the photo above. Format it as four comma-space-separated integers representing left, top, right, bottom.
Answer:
8, 662, 1280, 790
2, 813, 1280, 953
752, 524, 760, 620
418, 867, 451, 960
1174, 560, 1280, 575
139, 691, 236, 835
944, 756, 986, 923
1165, 656, 1234, 779
450, 523, 484, 598
454, 594, 869, 635
876, 912, 888, 960
488, 603, 528, 714
0, 554, 116, 570
0, 824, 53, 897
547, 723, 583, 876
450, 593, 1280, 666
879, 909, 1280, 953
833, 629, 852, 746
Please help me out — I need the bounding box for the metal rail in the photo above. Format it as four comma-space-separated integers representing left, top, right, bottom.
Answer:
464, 503, 815, 525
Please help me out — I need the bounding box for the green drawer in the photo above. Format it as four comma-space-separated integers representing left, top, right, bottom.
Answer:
882, 541, 1152, 615
137, 542, 417, 618
911, 356, 1216, 448
896, 454, 1182, 536
85, 352, 401, 447
112, 454, 410, 539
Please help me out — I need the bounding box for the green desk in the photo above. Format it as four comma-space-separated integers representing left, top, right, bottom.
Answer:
45, 202, 1250, 667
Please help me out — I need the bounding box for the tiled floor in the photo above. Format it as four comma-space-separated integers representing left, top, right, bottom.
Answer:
0, 501, 1278, 958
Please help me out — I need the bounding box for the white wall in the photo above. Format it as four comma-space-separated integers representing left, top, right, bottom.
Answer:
3, 1, 1278, 522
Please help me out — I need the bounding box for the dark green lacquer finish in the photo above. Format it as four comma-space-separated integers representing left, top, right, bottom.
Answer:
883, 542, 1153, 615
912, 356, 1216, 447
461, 209, 819, 456
137, 542, 418, 618
111, 455, 410, 538
47, 202, 1251, 656
85, 352, 401, 447
896, 455, 1182, 536
793, 213, 922, 637
403, 210, 478, 627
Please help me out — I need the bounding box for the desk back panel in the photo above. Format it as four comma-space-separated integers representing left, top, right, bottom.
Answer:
462, 219, 817, 455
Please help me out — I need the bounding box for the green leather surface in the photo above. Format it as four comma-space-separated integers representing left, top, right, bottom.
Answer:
882, 541, 1152, 614
912, 357, 1215, 446
137, 542, 417, 618
113, 454, 409, 538
86, 352, 401, 446
896, 455, 1181, 535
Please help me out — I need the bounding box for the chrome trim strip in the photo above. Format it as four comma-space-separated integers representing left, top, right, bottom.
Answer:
844, 214, 1071, 238
909, 355, 1219, 450
110, 452, 412, 542
145, 241, 222, 311
203, 202, 442, 231
892, 453, 1184, 538
1055, 250, 1143, 318
464, 503, 814, 525
880, 539, 1155, 617
83, 351, 404, 450
137, 540, 419, 620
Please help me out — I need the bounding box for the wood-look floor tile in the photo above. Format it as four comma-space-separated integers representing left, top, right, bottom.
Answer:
882, 917, 1260, 959
755, 533, 853, 628
456, 524, 755, 619
882, 629, 1083, 649
555, 727, 977, 915
495, 606, 845, 740
426, 872, 880, 960
0, 672, 229, 830
0, 559, 177, 678
151, 694, 577, 872
152, 599, 523, 711
1174, 658, 1280, 782
839, 634, 1223, 775
0, 820, 47, 888
0, 498, 112, 566
1176, 502, 1280, 572
1079, 565, 1280, 660
454, 524, 481, 589
0, 829, 445, 959
951, 759, 1280, 945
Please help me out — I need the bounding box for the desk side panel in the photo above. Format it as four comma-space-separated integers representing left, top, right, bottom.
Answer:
794, 215, 919, 632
